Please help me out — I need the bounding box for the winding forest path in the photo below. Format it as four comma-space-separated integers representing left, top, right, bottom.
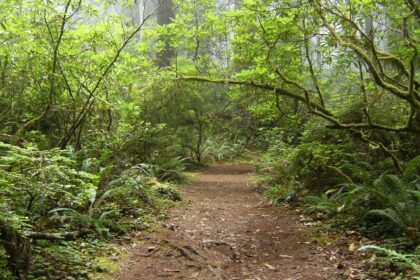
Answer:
115, 164, 357, 280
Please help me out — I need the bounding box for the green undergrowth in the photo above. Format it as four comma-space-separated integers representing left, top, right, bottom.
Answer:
257, 173, 420, 279
254, 125, 420, 279
0, 135, 250, 279
0, 142, 184, 280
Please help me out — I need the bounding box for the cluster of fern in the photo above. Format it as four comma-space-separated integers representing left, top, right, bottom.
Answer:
201, 138, 248, 163
0, 141, 183, 279
255, 120, 420, 278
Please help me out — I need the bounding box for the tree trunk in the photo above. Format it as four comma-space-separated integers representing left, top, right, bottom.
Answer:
0, 220, 31, 280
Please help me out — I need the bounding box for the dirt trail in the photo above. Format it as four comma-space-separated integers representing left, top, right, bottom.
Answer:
115, 164, 357, 280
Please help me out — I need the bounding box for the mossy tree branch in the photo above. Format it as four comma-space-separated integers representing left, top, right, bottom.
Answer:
179, 76, 420, 133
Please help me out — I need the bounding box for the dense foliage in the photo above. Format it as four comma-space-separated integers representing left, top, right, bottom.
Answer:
0, 0, 418, 278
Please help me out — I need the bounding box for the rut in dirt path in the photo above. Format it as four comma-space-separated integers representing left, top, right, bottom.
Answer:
115, 164, 356, 280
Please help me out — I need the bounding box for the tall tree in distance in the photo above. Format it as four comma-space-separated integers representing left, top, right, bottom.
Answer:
158, 0, 176, 67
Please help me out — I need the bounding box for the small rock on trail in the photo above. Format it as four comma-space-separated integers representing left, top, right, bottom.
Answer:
114, 164, 356, 280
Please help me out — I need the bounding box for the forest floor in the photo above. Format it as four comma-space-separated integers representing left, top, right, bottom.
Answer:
113, 164, 363, 280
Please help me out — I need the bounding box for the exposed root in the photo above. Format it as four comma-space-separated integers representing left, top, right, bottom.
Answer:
159, 238, 229, 278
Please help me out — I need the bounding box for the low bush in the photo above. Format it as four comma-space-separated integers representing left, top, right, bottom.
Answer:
255, 125, 419, 278
201, 139, 248, 164
0, 142, 183, 279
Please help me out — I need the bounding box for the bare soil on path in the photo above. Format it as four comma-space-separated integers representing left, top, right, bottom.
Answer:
115, 164, 359, 280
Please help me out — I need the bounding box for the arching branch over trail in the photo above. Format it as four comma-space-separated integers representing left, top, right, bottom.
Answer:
179, 76, 420, 134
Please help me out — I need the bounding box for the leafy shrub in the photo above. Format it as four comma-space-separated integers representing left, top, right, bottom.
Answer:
304, 186, 347, 216
136, 156, 188, 182
92, 165, 182, 230
301, 172, 420, 243
255, 135, 354, 198
0, 142, 100, 278
404, 155, 420, 181
348, 174, 420, 243
263, 184, 297, 204
30, 241, 91, 280
201, 139, 248, 163
338, 161, 375, 183
151, 182, 182, 202
0, 142, 183, 278
287, 142, 353, 191
0, 142, 98, 231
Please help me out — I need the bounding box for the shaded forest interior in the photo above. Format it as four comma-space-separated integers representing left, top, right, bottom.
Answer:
0, 0, 419, 279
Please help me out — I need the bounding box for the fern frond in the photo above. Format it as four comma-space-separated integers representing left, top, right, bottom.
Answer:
359, 245, 420, 276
